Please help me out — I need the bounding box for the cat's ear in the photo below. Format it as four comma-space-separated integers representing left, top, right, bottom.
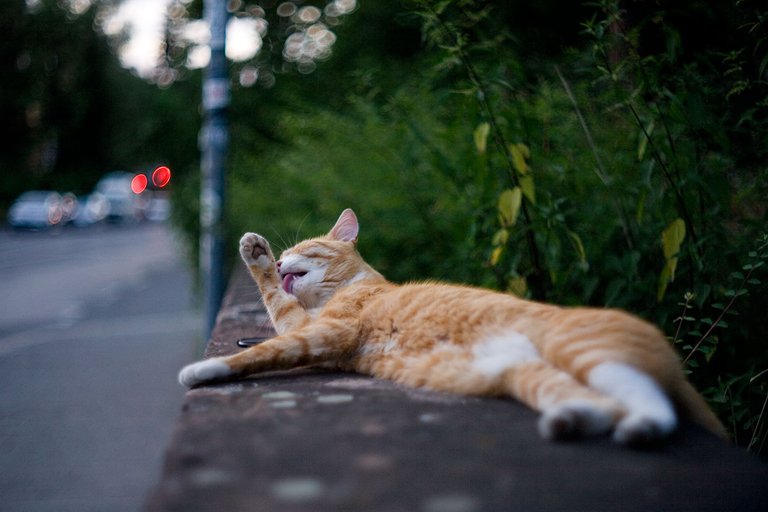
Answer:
328, 208, 359, 243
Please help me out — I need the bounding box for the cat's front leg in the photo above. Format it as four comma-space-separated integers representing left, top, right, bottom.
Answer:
179, 320, 356, 387
240, 233, 310, 334
239, 232, 277, 271
178, 357, 232, 387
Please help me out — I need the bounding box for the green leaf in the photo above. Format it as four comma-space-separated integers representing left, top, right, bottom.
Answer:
658, 218, 686, 301
474, 123, 490, 154
637, 120, 655, 160
492, 228, 509, 246
566, 230, 588, 270
662, 218, 686, 261
509, 143, 531, 175
705, 345, 717, 362
498, 188, 522, 228
489, 246, 504, 266
519, 175, 536, 204
507, 276, 527, 297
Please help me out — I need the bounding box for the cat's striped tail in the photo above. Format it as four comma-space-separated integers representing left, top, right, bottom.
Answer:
672, 378, 728, 439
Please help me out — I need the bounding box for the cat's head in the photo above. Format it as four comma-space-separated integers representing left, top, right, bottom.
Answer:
277, 209, 383, 309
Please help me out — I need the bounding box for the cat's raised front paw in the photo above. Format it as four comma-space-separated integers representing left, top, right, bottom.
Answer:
178, 357, 233, 387
240, 232, 274, 269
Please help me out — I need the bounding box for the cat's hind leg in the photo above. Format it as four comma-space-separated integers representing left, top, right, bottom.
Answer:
474, 333, 625, 440
587, 362, 677, 445
502, 360, 625, 440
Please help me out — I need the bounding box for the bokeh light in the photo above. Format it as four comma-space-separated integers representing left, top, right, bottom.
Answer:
97, 0, 359, 85
152, 166, 172, 188
131, 173, 148, 194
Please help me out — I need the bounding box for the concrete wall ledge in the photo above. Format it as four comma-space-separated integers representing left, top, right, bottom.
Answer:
146, 266, 768, 511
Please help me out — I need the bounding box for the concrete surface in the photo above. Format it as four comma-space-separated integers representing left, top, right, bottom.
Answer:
147, 267, 768, 512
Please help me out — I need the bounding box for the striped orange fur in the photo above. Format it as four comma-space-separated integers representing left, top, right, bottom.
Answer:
179, 209, 726, 445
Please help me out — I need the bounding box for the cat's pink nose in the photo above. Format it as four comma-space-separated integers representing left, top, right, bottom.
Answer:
276, 260, 282, 271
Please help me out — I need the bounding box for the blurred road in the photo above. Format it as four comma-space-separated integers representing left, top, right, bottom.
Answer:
0, 223, 201, 512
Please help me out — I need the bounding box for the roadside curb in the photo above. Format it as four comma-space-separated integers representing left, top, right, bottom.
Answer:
146, 266, 768, 511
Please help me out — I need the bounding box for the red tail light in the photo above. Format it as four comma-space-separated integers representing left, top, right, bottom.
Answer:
131, 174, 148, 194
152, 166, 171, 188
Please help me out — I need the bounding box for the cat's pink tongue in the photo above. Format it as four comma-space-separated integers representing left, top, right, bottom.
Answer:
282, 274, 296, 294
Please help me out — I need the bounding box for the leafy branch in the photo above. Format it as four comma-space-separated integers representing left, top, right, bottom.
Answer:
584, 1, 704, 274
414, 0, 547, 299
683, 234, 768, 365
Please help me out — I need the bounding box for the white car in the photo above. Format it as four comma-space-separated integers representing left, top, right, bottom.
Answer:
95, 171, 144, 222
7, 191, 63, 230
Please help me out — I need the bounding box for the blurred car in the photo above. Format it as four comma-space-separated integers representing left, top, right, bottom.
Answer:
59, 192, 79, 224
7, 191, 63, 230
95, 171, 145, 222
146, 193, 171, 222
72, 193, 109, 226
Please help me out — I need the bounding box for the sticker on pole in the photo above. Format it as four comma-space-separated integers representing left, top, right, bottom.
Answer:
203, 79, 230, 110
200, 188, 222, 228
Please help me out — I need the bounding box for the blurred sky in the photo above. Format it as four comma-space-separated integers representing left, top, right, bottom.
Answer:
103, 0, 172, 76
102, 0, 261, 77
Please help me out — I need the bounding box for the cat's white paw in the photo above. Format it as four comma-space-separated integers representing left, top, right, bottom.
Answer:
613, 413, 677, 446
538, 400, 616, 440
587, 362, 678, 446
239, 232, 274, 269
179, 358, 233, 387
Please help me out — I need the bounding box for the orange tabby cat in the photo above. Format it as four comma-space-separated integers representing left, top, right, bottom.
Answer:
179, 209, 726, 445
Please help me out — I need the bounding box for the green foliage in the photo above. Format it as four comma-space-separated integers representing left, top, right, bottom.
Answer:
574, 0, 768, 452
227, 85, 485, 284
184, 0, 768, 453
672, 234, 768, 451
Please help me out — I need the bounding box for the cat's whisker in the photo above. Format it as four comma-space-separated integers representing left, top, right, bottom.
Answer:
293, 212, 311, 247
269, 227, 290, 254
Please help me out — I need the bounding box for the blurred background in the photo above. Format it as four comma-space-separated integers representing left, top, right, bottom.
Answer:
1, 0, 767, 508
